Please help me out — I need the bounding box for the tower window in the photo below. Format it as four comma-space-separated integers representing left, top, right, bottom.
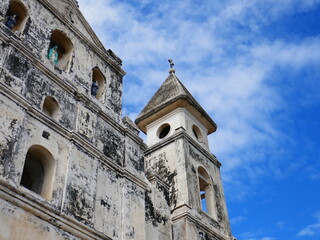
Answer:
157, 123, 171, 139
91, 67, 106, 100
42, 96, 59, 120
47, 30, 73, 72
198, 167, 217, 219
4, 0, 28, 33
192, 125, 203, 142
20, 145, 55, 200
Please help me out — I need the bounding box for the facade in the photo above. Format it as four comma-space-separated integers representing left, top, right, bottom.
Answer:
0, 0, 234, 239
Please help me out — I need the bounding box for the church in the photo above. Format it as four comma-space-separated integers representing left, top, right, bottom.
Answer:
0, 0, 235, 239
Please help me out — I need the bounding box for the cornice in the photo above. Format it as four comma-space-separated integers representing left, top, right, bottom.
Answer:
171, 211, 229, 240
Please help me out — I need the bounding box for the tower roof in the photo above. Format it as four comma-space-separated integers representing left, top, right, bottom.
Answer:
135, 71, 217, 134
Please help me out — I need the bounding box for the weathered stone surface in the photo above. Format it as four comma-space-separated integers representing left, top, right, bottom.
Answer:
0, 94, 24, 183
64, 143, 97, 225
0, 198, 81, 240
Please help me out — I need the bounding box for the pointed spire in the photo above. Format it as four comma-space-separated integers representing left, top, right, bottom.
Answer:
135, 62, 217, 134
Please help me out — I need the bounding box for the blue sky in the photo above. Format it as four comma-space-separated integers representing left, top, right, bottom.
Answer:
77, 0, 320, 239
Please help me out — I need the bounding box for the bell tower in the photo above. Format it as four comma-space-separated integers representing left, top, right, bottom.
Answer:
135, 61, 234, 240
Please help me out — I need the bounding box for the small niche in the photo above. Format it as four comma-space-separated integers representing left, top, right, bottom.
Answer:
47, 30, 73, 72
91, 67, 106, 101
42, 96, 59, 120
4, 0, 28, 33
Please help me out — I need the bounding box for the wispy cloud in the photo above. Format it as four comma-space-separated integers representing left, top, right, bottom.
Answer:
77, 0, 320, 199
297, 211, 320, 237
231, 216, 247, 224
297, 223, 320, 237
240, 229, 275, 240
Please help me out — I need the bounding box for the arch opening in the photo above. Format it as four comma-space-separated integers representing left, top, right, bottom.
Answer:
20, 145, 55, 200
198, 166, 217, 219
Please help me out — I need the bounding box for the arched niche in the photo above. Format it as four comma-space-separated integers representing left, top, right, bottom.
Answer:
47, 29, 73, 72
20, 145, 55, 200
198, 166, 217, 219
4, 0, 28, 33
91, 67, 106, 101
42, 96, 59, 120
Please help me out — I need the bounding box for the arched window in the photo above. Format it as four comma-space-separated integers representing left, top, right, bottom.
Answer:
91, 67, 106, 100
198, 167, 217, 219
42, 96, 59, 120
20, 145, 55, 200
4, 0, 28, 33
47, 30, 73, 72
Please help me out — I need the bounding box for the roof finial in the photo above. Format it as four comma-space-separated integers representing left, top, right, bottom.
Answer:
168, 59, 175, 74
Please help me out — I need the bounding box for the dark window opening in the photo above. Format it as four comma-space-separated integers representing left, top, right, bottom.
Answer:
20, 145, 55, 199
20, 152, 44, 195
159, 124, 170, 139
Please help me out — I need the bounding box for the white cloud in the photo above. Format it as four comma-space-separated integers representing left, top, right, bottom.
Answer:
230, 215, 247, 224
297, 211, 320, 237
77, 0, 320, 198
241, 229, 275, 240
297, 223, 320, 236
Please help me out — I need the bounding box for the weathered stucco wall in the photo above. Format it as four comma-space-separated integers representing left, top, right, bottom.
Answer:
0, 198, 81, 240
0, 0, 148, 239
